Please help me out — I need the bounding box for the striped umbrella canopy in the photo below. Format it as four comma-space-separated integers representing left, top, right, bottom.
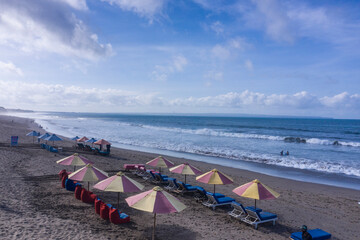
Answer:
146, 156, 174, 173
232, 179, 280, 208
77, 136, 89, 142
68, 164, 108, 190
26, 131, 39, 143
93, 171, 144, 208
56, 153, 93, 171
126, 186, 186, 240
196, 168, 233, 193
169, 163, 202, 184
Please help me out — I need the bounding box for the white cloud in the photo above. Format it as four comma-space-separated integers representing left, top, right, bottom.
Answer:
151, 55, 188, 81
0, 0, 112, 60
102, 0, 167, 22
1, 79, 359, 117
0, 61, 23, 76
57, 0, 88, 10
211, 44, 230, 60
210, 21, 224, 35
244, 60, 253, 71
204, 71, 223, 81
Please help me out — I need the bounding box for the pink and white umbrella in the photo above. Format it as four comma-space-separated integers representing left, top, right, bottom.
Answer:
126, 186, 186, 240
68, 164, 108, 190
146, 156, 174, 173
169, 163, 202, 184
77, 136, 89, 142
93, 171, 144, 208
56, 153, 93, 171
196, 168, 233, 193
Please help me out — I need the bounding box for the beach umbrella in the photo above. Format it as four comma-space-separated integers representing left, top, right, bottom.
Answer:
232, 179, 280, 208
196, 168, 233, 193
26, 131, 38, 143
77, 136, 89, 142
146, 156, 174, 173
68, 164, 108, 190
85, 137, 97, 147
93, 171, 144, 208
94, 139, 111, 145
38, 132, 50, 144
169, 163, 202, 184
44, 134, 62, 146
56, 153, 93, 171
126, 186, 186, 240
71, 136, 80, 141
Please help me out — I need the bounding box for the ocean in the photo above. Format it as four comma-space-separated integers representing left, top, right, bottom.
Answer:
9, 111, 360, 190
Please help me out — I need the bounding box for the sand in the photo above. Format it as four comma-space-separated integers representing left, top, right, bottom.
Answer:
0, 114, 359, 240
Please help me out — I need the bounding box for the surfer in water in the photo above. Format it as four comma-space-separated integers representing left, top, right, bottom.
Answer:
280, 150, 284, 156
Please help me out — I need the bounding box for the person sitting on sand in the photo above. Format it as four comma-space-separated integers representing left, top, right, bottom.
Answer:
280, 150, 283, 156
286, 151, 289, 155
301, 225, 312, 240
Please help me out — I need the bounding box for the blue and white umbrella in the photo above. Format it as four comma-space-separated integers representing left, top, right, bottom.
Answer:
85, 137, 97, 147
38, 132, 50, 140
71, 136, 80, 141
26, 131, 39, 143
44, 134, 62, 146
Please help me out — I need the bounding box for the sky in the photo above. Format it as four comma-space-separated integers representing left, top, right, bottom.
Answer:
0, 0, 360, 118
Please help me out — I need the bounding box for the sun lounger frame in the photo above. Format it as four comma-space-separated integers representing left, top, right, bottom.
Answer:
242, 209, 277, 229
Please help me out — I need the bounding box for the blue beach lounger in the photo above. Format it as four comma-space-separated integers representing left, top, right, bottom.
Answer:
291, 229, 331, 240
202, 193, 235, 210
228, 201, 262, 220
242, 208, 277, 229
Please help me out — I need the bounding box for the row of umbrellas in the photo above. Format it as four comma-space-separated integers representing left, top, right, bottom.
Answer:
27, 131, 62, 145
57, 153, 279, 239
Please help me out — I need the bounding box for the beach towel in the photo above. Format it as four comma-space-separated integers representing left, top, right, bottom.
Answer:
95, 198, 103, 214
10, 136, 18, 146
100, 203, 110, 220
65, 179, 77, 191
109, 208, 130, 224
75, 185, 82, 200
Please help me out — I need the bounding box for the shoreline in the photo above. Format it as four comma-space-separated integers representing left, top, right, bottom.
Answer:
6, 111, 360, 191
1, 114, 359, 239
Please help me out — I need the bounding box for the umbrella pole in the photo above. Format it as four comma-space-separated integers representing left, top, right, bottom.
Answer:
213, 184, 215, 194
185, 175, 187, 184
255, 199, 256, 209
153, 213, 156, 240
88, 182, 90, 191
117, 192, 120, 209
73, 166, 76, 172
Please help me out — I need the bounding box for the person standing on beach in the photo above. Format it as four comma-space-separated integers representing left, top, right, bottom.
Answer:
301, 225, 312, 240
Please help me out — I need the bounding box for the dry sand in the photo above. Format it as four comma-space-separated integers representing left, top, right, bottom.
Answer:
0, 114, 359, 240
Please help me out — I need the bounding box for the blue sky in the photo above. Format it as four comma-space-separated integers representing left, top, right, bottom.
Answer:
0, 0, 360, 118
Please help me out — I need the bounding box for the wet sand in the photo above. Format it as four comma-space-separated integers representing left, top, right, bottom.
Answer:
0, 114, 359, 240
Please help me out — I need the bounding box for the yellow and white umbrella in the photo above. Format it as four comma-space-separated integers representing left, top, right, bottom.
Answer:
126, 186, 186, 240
93, 171, 144, 208
232, 179, 280, 208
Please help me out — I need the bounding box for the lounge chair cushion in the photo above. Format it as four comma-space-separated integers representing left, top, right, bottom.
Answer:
258, 211, 277, 221
245, 206, 262, 213
291, 229, 331, 240
216, 197, 235, 204
207, 192, 225, 198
